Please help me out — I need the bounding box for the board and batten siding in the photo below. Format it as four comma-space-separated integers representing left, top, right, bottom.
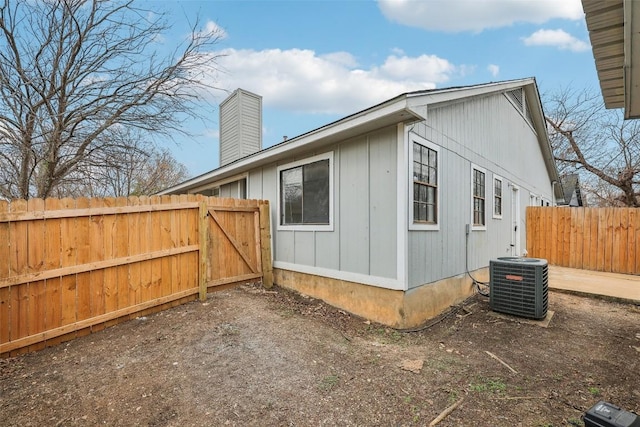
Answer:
218, 180, 245, 198
406, 90, 554, 289
246, 126, 399, 285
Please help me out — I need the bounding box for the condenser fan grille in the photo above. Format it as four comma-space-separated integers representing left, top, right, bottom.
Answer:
489, 257, 548, 319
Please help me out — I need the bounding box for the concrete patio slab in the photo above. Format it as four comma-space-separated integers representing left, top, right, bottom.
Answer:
548, 266, 640, 304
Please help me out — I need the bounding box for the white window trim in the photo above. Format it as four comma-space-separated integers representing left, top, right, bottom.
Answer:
471, 164, 487, 231
397, 124, 408, 290
493, 175, 504, 219
276, 152, 334, 232
408, 133, 440, 231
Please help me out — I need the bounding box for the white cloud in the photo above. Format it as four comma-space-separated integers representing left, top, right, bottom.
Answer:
522, 29, 590, 52
198, 20, 227, 40
202, 48, 466, 115
380, 54, 456, 83
319, 52, 358, 68
487, 64, 500, 77
377, 0, 584, 32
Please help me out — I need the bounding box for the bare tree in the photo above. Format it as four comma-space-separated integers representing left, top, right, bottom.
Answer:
58, 127, 190, 198
544, 87, 640, 207
0, 0, 222, 200
131, 148, 189, 196
92, 133, 190, 197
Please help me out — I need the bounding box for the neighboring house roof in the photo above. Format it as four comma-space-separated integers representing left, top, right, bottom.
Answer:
160, 78, 563, 199
582, 0, 640, 119
560, 173, 585, 207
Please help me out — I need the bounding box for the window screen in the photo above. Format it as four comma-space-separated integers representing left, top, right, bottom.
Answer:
280, 159, 330, 225
413, 142, 437, 223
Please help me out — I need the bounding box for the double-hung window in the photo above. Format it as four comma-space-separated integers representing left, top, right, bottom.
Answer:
493, 176, 503, 218
277, 152, 333, 230
410, 135, 439, 230
472, 165, 486, 229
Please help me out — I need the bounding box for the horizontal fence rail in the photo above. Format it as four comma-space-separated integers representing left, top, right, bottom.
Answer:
527, 206, 640, 275
0, 195, 271, 356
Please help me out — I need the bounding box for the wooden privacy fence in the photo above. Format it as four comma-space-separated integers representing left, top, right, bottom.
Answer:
527, 206, 640, 275
0, 195, 272, 356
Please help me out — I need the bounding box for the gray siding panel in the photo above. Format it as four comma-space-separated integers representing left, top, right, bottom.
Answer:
260, 166, 278, 258
338, 137, 370, 275
248, 169, 263, 199
245, 126, 398, 282
276, 231, 295, 263
408, 150, 467, 287
368, 129, 397, 278
315, 231, 340, 270
315, 149, 340, 270
294, 232, 315, 265
407, 91, 554, 288
239, 89, 551, 291
219, 181, 238, 198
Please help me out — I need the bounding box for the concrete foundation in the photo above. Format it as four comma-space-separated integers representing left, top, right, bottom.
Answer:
273, 268, 487, 329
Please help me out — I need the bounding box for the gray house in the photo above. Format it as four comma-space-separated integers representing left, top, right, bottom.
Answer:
559, 173, 585, 207
161, 80, 563, 328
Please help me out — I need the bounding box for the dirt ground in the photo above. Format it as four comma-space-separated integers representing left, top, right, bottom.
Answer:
1, 283, 639, 427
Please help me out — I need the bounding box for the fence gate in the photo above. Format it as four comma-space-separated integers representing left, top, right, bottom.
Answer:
200, 203, 271, 297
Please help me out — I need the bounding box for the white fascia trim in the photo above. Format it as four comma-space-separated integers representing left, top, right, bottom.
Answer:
159, 97, 418, 195
408, 78, 535, 106
408, 132, 440, 231
276, 151, 334, 232
493, 175, 504, 219
273, 261, 405, 291
405, 97, 428, 120
471, 163, 487, 231
396, 123, 408, 290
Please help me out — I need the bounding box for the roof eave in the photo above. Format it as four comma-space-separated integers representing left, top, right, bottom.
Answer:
159, 95, 424, 195
582, 0, 640, 119
624, 0, 640, 118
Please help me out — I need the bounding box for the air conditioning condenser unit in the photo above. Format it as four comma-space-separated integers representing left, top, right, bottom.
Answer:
489, 257, 548, 319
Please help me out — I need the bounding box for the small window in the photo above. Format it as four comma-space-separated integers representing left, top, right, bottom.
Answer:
409, 135, 440, 230
472, 166, 486, 229
277, 152, 333, 230
413, 142, 437, 224
493, 176, 503, 219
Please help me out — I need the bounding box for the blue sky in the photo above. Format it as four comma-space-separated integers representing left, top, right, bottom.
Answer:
146, 0, 594, 177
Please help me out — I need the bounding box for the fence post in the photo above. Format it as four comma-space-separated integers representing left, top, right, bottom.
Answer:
198, 201, 209, 301
259, 202, 274, 288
